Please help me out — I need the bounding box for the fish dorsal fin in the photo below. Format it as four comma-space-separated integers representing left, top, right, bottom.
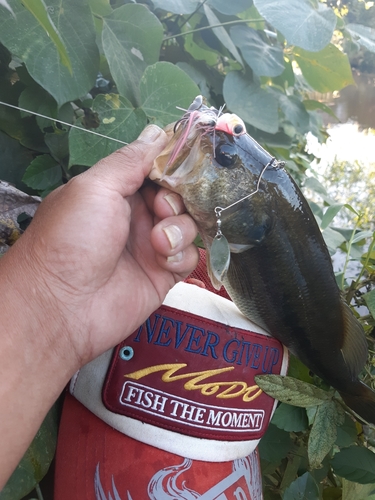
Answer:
341, 301, 368, 378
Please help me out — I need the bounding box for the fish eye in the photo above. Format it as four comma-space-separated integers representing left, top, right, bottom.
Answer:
215, 144, 238, 168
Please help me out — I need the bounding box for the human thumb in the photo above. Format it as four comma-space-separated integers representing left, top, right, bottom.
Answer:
83, 125, 168, 198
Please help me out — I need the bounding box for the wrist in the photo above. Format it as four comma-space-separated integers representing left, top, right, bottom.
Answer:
0, 234, 80, 411
0, 237, 80, 380
0, 238, 80, 487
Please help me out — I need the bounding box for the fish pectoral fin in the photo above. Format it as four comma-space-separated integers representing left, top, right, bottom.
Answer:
341, 301, 368, 378
229, 243, 253, 253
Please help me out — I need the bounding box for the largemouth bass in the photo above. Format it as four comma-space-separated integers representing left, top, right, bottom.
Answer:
149, 96, 375, 425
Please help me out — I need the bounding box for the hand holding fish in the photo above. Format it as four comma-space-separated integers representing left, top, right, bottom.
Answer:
0, 124, 198, 488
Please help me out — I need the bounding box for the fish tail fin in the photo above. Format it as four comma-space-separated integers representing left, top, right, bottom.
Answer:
339, 381, 375, 426
340, 301, 368, 378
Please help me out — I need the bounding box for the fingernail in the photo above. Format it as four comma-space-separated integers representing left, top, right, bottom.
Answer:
163, 224, 183, 249
138, 125, 162, 143
167, 252, 183, 263
164, 193, 180, 216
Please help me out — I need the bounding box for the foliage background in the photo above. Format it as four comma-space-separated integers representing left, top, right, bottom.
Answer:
0, 0, 374, 498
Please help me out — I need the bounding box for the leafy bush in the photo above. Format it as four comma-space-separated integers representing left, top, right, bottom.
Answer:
0, 0, 374, 498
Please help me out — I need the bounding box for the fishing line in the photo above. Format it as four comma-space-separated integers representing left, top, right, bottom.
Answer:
0, 97, 280, 284
0, 101, 129, 146
209, 157, 281, 283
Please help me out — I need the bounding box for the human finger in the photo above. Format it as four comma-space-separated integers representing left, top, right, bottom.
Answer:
154, 243, 199, 278
150, 214, 198, 258
80, 125, 168, 198
153, 187, 186, 218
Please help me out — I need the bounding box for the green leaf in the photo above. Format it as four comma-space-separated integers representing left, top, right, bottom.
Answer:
287, 355, 314, 384
18, 85, 57, 132
279, 95, 310, 134
361, 248, 375, 273
0, 130, 34, 191
303, 99, 339, 121
331, 446, 375, 484
294, 44, 354, 93
255, 130, 292, 149
280, 450, 304, 492
351, 230, 374, 244
230, 25, 285, 77
255, 374, 332, 407
0, 79, 47, 152
223, 71, 279, 133
0, 404, 58, 500
306, 406, 318, 426
322, 227, 347, 254
272, 403, 308, 432
363, 289, 375, 318
283, 472, 320, 500
151, 0, 198, 14
310, 201, 324, 221
0, 0, 99, 107
346, 23, 375, 54
308, 400, 338, 468
45, 131, 69, 166
139, 62, 200, 127
336, 415, 358, 448
311, 459, 332, 490
203, 4, 244, 66
22, 155, 62, 190
21, 0, 72, 73
258, 423, 293, 463
342, 479, 375, 500
102, 4, 163, 105
304, 176, 328, 196
321, 204, 346, 230
323, 487, 344, 500
184, 32, 218, 66
69, 94, 147, 167
87, 0, 112, 16
176, 62, 210, 97
207, 0, 250, 15
237, 5, 265, 30
273, 57, 295, 89
253, 0, 336, 52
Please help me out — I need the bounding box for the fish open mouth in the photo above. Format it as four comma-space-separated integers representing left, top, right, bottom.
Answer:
149, 95, 247, 184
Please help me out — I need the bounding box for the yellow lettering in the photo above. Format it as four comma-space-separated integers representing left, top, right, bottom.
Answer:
216, 382, 248, 398
125, 363, 188, 380
124, 364, 262, 402
243, 386, 263, 402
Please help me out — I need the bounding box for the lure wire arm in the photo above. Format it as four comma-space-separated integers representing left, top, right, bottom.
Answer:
213, 157, 282, 239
